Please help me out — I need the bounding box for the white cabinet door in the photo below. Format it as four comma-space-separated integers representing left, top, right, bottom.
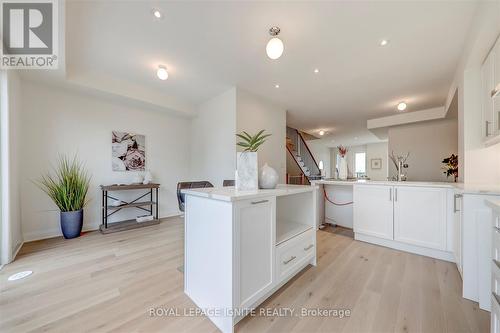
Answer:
482, 49, 495, 140
353, 185, 394, 240
234, 197, 275, 309
494, 38, 500, 137
394, 186, 447, 250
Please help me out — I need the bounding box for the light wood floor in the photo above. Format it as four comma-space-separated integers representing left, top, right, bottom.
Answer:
0, 217, 489, 333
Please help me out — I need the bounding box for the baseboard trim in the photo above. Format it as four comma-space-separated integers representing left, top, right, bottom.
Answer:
22, 211, 183, 242
355, 233, 455, 262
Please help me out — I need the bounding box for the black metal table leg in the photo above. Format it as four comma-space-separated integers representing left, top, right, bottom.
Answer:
104, 190, 108, 228
156, 188, 159, 220
150, 189, 153, 216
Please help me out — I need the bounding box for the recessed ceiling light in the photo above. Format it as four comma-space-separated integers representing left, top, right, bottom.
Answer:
157, 65, 168, 80
397, 102, 407, 111
266, 27, 284, 60
152, 9, 162, 19
275, 84, 280, 88
319, 130, 325, 136
314, 68, 320, 73
380, 39, 389, 46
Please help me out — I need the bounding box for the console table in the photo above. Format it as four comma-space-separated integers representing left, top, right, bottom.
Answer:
100, 183, 160, 234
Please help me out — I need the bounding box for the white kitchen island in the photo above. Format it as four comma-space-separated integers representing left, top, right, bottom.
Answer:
182, 184, 317, 333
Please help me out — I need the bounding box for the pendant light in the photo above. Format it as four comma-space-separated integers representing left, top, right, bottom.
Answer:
266, 26, 284, 60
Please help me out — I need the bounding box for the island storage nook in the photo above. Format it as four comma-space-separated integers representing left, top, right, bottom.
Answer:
182, 185, 317, 333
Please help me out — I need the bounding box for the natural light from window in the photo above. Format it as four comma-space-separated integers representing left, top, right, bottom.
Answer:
355, 152, 366, 177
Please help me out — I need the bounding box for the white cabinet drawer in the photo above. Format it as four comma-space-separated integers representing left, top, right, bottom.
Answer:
276, 229, 315, 282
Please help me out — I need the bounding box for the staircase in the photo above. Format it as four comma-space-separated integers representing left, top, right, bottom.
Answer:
286, 127, 322, 183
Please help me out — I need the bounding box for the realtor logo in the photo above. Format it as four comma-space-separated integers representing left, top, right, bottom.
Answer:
1, 0, 58, 69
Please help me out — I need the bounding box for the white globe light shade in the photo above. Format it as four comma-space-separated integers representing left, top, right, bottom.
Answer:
266, 37, 284, 60
157, 66, 168, 80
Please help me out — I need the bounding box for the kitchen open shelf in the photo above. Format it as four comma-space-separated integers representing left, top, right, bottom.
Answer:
276, 220, 313, 245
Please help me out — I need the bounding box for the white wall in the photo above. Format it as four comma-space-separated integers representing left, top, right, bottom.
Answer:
0, 71, 23, 264
388, 119, 458, 182
366, 142, 388, 181
190, 88, 236, 186
236, 89, 286, 182
20, 81, 191, 241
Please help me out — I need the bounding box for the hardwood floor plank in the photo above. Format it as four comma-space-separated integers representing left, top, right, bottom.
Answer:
0, 217, 489, 333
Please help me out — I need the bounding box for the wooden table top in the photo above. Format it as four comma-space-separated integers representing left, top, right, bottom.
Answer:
100, 183, 160, 191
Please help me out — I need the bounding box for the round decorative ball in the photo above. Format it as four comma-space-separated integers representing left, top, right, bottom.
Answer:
259, 163, 279, 189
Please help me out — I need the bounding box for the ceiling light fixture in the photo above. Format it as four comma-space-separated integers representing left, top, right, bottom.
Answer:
314, 68, 319, 73
157, 65, 168, 80
275, 84, 280, 88
380, 39, 389, 46
152, 9, 162, 19
319, 130, 325, 136
266, 27, 284, 60
397, 102, 407, 111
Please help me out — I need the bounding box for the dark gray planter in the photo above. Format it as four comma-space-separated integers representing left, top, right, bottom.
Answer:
60, 209, 83, 239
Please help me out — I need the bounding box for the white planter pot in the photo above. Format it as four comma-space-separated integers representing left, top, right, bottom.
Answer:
338, 157, 348, 180
236, 152, 258, 191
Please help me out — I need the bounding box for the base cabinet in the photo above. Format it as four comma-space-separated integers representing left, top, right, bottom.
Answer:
394, 186, 447, 250
354, 185, 450, 258
235, 198, 275, 309
353, 185, 393, 239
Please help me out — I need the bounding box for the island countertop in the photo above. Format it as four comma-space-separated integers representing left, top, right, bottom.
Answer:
181, 184, 317, 202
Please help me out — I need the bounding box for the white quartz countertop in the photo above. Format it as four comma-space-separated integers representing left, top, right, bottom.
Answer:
181, 184, 317, 202
312, 179, 500, 196
486, 199, 500, 212
312, 179, 456, 188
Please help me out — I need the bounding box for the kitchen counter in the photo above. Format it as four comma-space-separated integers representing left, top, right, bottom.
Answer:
312, 179, 500, 195
486, 198, 500, 212
181, 184, 316, 202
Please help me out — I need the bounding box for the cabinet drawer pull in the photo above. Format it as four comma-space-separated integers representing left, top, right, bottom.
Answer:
251, 200, 269, 205
494, 259, 500, 270
304, 244, 314, 251
389, 188, 392, 201
283, 256, 296, 265
494, 226, 500, 234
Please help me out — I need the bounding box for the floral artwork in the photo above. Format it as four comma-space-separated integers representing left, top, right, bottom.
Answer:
112, 131, 145, 171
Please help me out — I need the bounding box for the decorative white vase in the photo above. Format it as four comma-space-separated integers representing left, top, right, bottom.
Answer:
236, 152, 258, 191
143, 171, 153, 184
259, 163, 279, 189
338, 157, 348, 180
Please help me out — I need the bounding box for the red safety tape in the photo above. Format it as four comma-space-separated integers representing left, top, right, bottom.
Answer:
323, 187, 354, 206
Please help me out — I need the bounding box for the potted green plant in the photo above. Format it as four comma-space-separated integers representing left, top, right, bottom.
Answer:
36, 155, 91, 239
442, 153, 458, 182
235, 130, 271, 190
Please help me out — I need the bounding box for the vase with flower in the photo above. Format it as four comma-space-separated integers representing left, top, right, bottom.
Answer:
337, 145, 348, 180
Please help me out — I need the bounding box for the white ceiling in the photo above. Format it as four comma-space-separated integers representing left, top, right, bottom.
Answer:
61, 1, 477, 144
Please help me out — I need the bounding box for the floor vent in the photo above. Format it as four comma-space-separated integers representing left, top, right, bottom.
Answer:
8, 271, 33, 281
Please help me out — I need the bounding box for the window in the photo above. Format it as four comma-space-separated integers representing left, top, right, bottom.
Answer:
355, 152, 366, 178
